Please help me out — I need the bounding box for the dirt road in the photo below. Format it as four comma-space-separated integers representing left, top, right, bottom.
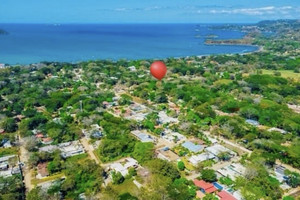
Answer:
19, 136, 34, 192
80, 137, 100, 164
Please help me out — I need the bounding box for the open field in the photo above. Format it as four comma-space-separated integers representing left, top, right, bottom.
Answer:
261, 69, 300, 80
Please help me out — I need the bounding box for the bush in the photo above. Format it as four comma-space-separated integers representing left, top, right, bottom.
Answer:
177, 161, 185, 171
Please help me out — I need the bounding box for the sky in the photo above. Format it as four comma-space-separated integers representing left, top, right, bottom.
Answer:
1, 0, 300, 23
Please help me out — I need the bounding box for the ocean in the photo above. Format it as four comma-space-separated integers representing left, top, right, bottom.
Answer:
0, 24, 258, 65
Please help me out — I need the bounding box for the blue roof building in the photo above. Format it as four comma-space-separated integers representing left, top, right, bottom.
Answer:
182, 141, 203, 153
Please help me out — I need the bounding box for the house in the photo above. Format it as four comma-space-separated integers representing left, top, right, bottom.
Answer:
245, 119, 259, 126
3, 140, 12, 148
205, 144, 236, 160
158, 111, 179, 124
268, 127, 287, 134
91, 130, 103, 139
39, 145, 59, 153
35, 133, 44, 139
189, 152, 215, 166
0, 163, 8, 170
0, 155, 16, 164
156, 147, 180, 162
37, 162, 49, 179
1, 139, 12, 148
161, 129, 186, 143
132, 130, 155, 143
217, 191, 237, 200
196, 190, 206, 199
0, 155, 19, 178
193, 179, 217, 194
217, 163, 246, 180
102, 101, 110, 108
128, 66, 136, 72
109, 158, 139, 177
0, 129, 5, 134
182, 141, 203, 153
58, 141, 85, 158
41, 137, 54, 145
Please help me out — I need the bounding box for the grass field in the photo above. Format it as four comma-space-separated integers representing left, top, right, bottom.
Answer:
261, 69, 300, 80
111, 179, 139, 197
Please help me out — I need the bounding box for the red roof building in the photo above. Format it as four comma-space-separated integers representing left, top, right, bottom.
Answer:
37, 162, 49, 178
217, 191, 237, 200
193, 179, 217, 194
36, 133, 44, 138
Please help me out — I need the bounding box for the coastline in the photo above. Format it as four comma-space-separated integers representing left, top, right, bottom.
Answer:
0, 23, 259, 65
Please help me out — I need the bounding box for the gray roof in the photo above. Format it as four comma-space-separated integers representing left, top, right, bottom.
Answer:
182, 141, 203, 153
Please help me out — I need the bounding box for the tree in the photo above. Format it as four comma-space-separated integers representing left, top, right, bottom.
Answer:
217, 152, 231, 161
177, 161, 185, 171
287, 172, 300, 188
203, 193, 218, 200
147, 159, 180, 181
132, 142, 154, 163
118, 94, 132, 105
25, 136, 39, 152
168, 178, 196, 200
26, 187, 45, 200
111, 171, 124, 184
1, 117, 17, 133
140, 175, 171, 200
283, 196, 295, 200
200, 169, 217, 182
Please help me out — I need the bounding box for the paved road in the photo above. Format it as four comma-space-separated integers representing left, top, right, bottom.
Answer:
18, 136, 34, 192
80, 138, 100, 164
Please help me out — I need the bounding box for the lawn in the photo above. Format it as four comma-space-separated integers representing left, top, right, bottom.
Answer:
111, 179, 139, 197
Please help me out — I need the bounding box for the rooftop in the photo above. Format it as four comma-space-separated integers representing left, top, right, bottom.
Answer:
205, 144, 236, 157
132, 130, 155, 143
268, 127, 287, 134
158, 111, 179, 124
189, 152, 215, 165
109, 158, 138, 177
246, 119, 260, 126
157, 147, 180, 161
217, 191, 237, 200
193, 179, 217, 194
182, 141, 203, 153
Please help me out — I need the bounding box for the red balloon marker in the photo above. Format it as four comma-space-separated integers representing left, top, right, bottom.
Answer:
150, 61, 167, 80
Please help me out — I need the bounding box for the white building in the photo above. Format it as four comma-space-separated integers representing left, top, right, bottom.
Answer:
158, 111, 179, 124
162, 129, 186, 143
58, 141, 85, 158
189, 152, 215, 166
128, 66, 136, 72
109, 158, 138, 177
217, 163, 246, 180
132, 130, 155, 143
268, 127, 287, 134
39, 141, 85, 158
205, 144, 236, 159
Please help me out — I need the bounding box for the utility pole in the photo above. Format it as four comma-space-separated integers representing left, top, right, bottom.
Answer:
80, 100, 83, 112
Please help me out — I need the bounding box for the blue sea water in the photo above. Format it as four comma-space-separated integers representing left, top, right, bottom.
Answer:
0, 24, 258, 65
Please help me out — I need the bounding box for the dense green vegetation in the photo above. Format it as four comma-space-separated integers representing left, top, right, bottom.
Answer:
1, 20, 300, 199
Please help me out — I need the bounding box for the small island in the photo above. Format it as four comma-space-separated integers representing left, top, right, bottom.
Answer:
0, 29, 8, 35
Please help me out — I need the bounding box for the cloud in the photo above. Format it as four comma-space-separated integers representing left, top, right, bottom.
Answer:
209, 6, 295, 16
